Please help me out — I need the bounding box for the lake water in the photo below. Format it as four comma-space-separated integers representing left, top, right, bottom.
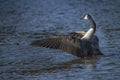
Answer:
0, 0, 120, 80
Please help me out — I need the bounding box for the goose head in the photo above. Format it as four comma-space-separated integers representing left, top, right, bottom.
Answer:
83, 14, 92, 20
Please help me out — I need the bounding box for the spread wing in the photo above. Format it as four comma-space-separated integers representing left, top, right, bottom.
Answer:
30, 35, 82, 56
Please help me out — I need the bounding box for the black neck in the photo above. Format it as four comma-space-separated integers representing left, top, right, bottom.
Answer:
89, 16, 96, 33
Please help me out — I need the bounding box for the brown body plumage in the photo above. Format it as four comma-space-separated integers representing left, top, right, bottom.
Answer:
31, 14, 103, 58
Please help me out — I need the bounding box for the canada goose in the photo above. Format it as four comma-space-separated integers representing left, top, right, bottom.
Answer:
31, 14, 103, 58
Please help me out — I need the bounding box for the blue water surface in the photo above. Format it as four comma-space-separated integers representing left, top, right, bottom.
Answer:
0, 0, 120, 80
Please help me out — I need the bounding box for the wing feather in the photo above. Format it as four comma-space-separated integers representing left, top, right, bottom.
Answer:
31, 35, 82, 56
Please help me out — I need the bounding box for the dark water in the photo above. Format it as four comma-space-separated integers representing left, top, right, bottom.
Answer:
0, 0, 120, 80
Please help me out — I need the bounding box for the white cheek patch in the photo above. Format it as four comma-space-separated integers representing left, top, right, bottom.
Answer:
84, 15, 88, 19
